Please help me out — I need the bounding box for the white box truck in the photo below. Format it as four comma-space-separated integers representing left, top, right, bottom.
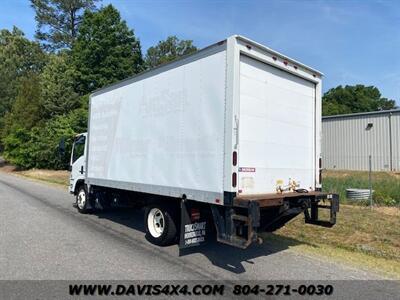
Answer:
67, 35, 339, 249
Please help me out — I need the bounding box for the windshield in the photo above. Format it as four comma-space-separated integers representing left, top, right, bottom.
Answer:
72, 135, 86, 164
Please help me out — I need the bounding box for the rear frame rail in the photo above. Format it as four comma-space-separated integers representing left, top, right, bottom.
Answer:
210, 201, 260, 249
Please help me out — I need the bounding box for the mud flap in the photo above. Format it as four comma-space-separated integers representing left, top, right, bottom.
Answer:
179, 199, 207, 249
304, 193, 339, 227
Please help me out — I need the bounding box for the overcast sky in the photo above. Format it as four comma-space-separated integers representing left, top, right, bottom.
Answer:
1, 0, 399, 103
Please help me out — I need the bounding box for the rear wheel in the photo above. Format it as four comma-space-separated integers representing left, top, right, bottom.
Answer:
76, 186, 90, 214
144, 205, 178, 246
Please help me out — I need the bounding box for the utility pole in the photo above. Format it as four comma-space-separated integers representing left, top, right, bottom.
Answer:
365, 122, 373, 209
369, 154, 373, 209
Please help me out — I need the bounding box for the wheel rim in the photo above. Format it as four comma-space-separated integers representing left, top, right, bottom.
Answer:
77, 190, 86, 209
147, 208, 165, 238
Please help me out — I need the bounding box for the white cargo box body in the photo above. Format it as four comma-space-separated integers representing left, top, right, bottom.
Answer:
86, 35, 322, 205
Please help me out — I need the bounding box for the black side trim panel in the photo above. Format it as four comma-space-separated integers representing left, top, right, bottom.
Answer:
224, 191, 236, 206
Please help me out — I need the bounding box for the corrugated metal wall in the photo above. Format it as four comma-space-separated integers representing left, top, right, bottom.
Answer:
392, 112, 400, 171
322, 110, 400, 171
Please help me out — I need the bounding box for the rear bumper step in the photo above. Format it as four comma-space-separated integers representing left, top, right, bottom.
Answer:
304, 194, 339, 227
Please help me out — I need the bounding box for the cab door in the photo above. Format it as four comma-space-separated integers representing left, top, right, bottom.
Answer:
69, 134, 87, 193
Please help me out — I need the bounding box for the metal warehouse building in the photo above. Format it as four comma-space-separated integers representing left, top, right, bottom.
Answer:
322, 109, 400, 171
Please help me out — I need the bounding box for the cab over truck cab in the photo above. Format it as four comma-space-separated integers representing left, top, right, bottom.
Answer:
69, 35, 339, 249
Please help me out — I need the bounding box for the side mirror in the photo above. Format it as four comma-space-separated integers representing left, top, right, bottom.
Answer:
58, 137, 66, 157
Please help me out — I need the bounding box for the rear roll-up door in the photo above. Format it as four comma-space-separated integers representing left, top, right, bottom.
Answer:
238, 55, 316, 195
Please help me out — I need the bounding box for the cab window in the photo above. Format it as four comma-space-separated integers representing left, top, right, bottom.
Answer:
72, 135, 86, 163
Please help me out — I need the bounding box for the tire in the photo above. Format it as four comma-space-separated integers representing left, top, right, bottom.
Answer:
76, 185, 90, 214
144, 205, 178, 246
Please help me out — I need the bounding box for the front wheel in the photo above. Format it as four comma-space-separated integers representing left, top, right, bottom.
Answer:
76, 186, 90, 214
144, 205, 178, 246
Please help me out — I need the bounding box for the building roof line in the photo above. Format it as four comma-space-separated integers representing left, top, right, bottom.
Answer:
322, 109, 400, 119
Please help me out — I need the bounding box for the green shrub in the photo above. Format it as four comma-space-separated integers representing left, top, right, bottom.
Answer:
3, 127, 34, 168
323, 170, 400, 206
2, 107, 87, 170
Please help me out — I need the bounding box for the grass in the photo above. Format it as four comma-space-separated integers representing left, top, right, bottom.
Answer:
276, 205, 400, 260
0, 163, 70, 187
322, 170, 400, 206
266, 204, 400, 278
266, 233, 400, 279
16, 169, 70, 186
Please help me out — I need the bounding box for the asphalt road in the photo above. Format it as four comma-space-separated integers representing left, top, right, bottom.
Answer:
1, 171, 399, 298
0, 171, 386, 280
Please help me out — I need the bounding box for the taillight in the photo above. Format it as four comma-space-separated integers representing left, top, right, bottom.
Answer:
190, 208, 200, 222
232, 172, 237, 187
232, 151, 237, 166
